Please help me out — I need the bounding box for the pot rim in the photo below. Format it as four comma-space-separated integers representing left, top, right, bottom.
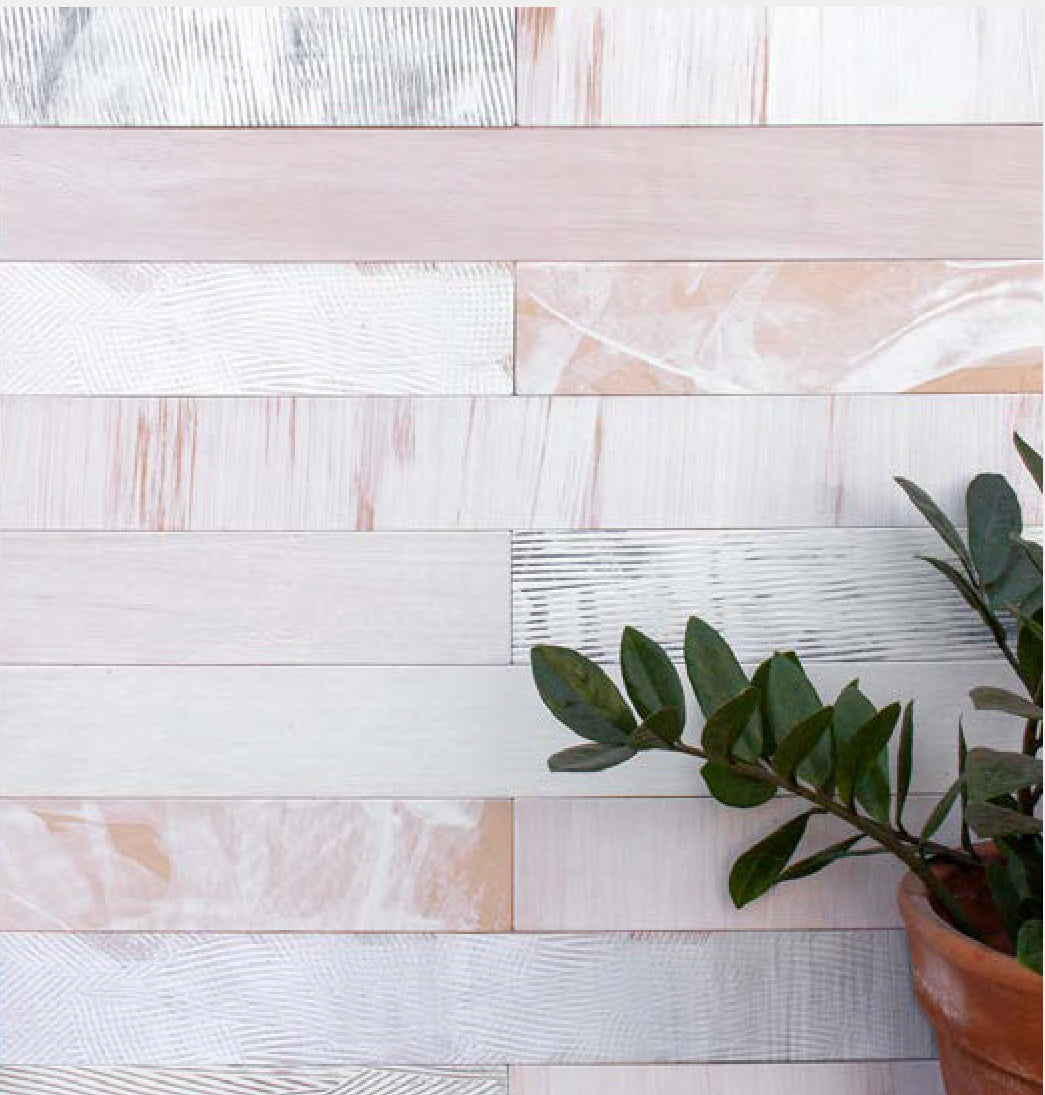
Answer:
898, 870, 1042, 994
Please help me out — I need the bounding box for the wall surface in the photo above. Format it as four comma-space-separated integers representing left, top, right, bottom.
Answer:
0, 7, 1042, 1094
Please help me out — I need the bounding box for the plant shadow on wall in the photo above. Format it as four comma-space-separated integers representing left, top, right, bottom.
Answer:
531, 433, 1043, 1095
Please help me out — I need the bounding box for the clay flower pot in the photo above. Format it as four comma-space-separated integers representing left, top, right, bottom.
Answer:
899, 871, 1043, 1095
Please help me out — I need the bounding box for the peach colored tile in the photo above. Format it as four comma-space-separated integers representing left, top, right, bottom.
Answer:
516, 262, 1043, 395
0, 800, 511, 931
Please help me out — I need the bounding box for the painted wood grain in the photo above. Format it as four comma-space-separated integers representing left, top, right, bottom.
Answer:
2, 396, 1038, 530
516, 262, 1044, 395
0, 263, 513, 395
0, 800, 511, 932
510, 1063, 944, 1095
514, 798, 952, 932
1, 128, 1039, 261
0, 931, 931, 1064
0, 663, 1019, 798
511, 528, 1038, 664
518, 8, 1043, 125
0, 533, 509, 664
0, 8, 514, 126
0, 1068, 507, 1095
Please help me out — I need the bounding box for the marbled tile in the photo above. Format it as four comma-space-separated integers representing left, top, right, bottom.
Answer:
517, 262, 1043, 395
0, 800, 512, 931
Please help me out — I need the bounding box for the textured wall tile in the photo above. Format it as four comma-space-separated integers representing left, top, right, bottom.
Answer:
0, 7, 514, 125
517, 262, 1043, 395
0, 800, 511, 931
0, 263, 513, 395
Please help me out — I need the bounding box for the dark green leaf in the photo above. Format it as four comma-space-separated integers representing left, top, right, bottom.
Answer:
777, 835, 864, 883
833, 682, 891, 822
1017, 920, 1043, 975
986, 859, 1023, 941
1014, 432, 1043, 492
629, 706, 683, 750
970, 687, 1043, 720
701, 687, 761, 760
921, 556, 1012, 652
958, 720, 974, 856
1015, 537, 1043, 574
763, 653, 830, 786
771, 706, 834, 782
836, 703, 900, 811
548, 743, 636, 772
620, 626, 686, 725
701, 762, 777, 808
920, 779, 961, 840
895, 702, 915, 832
684, 617, 762, 760
965, 747, 1043, 801
967, 472, 1023, 587
531, 645, 636, 745
985, 550, 1040, 614
729, 810, 818, 908
967, 801, 1043, 838
895, 476, 976, 582
1017, 609, 1043, 692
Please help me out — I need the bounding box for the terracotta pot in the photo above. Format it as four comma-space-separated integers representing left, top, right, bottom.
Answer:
899, 871, 1043, 1095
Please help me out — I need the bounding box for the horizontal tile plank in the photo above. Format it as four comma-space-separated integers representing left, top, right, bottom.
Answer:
509, 1064, 943, 1095
0, 263, 513, 395
514, 797, 948, 931
0, 8, 514, 126
516, 261, 1044, 395
511, 528, 1030, 663
518, 8, 1042, 125
0, 533, 509, 664
0, 800, 511, 931
2, 396, 1038, 530
0, 663, 1019, 797
1, 128, 1039, 260
0, 931, 931, 1064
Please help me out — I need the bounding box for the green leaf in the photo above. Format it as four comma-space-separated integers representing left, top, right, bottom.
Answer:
701, 687, 761, 760
684, 617, 762, 760
531, 645, 636, 745
729, 810, 818, 909
1017, 609, 1043, 692
895, 476, 976, 582
835, 703, 900, 811
969, 687, 1043, 720
629, 706, 683, 750
966, 801, 1044, 838
701, 762, 777, 808
965, 747, 1043, 801
985, 551, 1040, 614
833, 682, 892, 823
777, 835, 864, 883
958, 720, 974, 856
771, 706, 834, 782
620, 627, 686, 725
1015, 537, 1043, 574
967, 472, 1023, 587
894, 702, 915, 832
921, 556, 1012, 653
548, 743, 636, 772
1014, 432, 1043, 492
1017, 920, 1043, 975
763, 653, 830, 786
920, 779, 961, 840
986, 859, 1023, 941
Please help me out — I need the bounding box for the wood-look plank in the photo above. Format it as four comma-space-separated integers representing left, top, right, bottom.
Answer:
0, 263, 513, 395
0, 800, 511, 932
0, 8, 514, 126
518, 8, 1043, 125
1, 128, 1038, 260
516, 262, 1044, 395
0, 1068, 508, 1095
509, 1064, 944, 1095
0, 663, 1019, 797
2, 396, 1038, 530
0, 533, 509, 664
511, 529, 1037, 664
0, 931, 931, 1064
514, 798, 950, 932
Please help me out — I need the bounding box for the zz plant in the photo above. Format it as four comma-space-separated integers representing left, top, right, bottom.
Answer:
531, 434, 1043, 973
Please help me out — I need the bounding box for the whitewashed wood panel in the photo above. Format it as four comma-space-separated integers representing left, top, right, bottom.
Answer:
2, 396, 1038, 530
0, 663, 1019, 797
516, 261, 1044, 395
0, 8, 514, 126
0, 533, 509, 664
0, 931, 931, 1064
511, 528, 1026, 664
514, 798, 952, 932
0, 263, 513, 395
0, 1068, 507, 1095
518, 8, 1043, 125
510, 1063, 944, 1095
1, 128, 1039, 261
0, 800, 512, 932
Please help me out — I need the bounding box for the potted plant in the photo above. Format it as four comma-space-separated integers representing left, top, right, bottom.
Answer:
530, 434, 1043, 1095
